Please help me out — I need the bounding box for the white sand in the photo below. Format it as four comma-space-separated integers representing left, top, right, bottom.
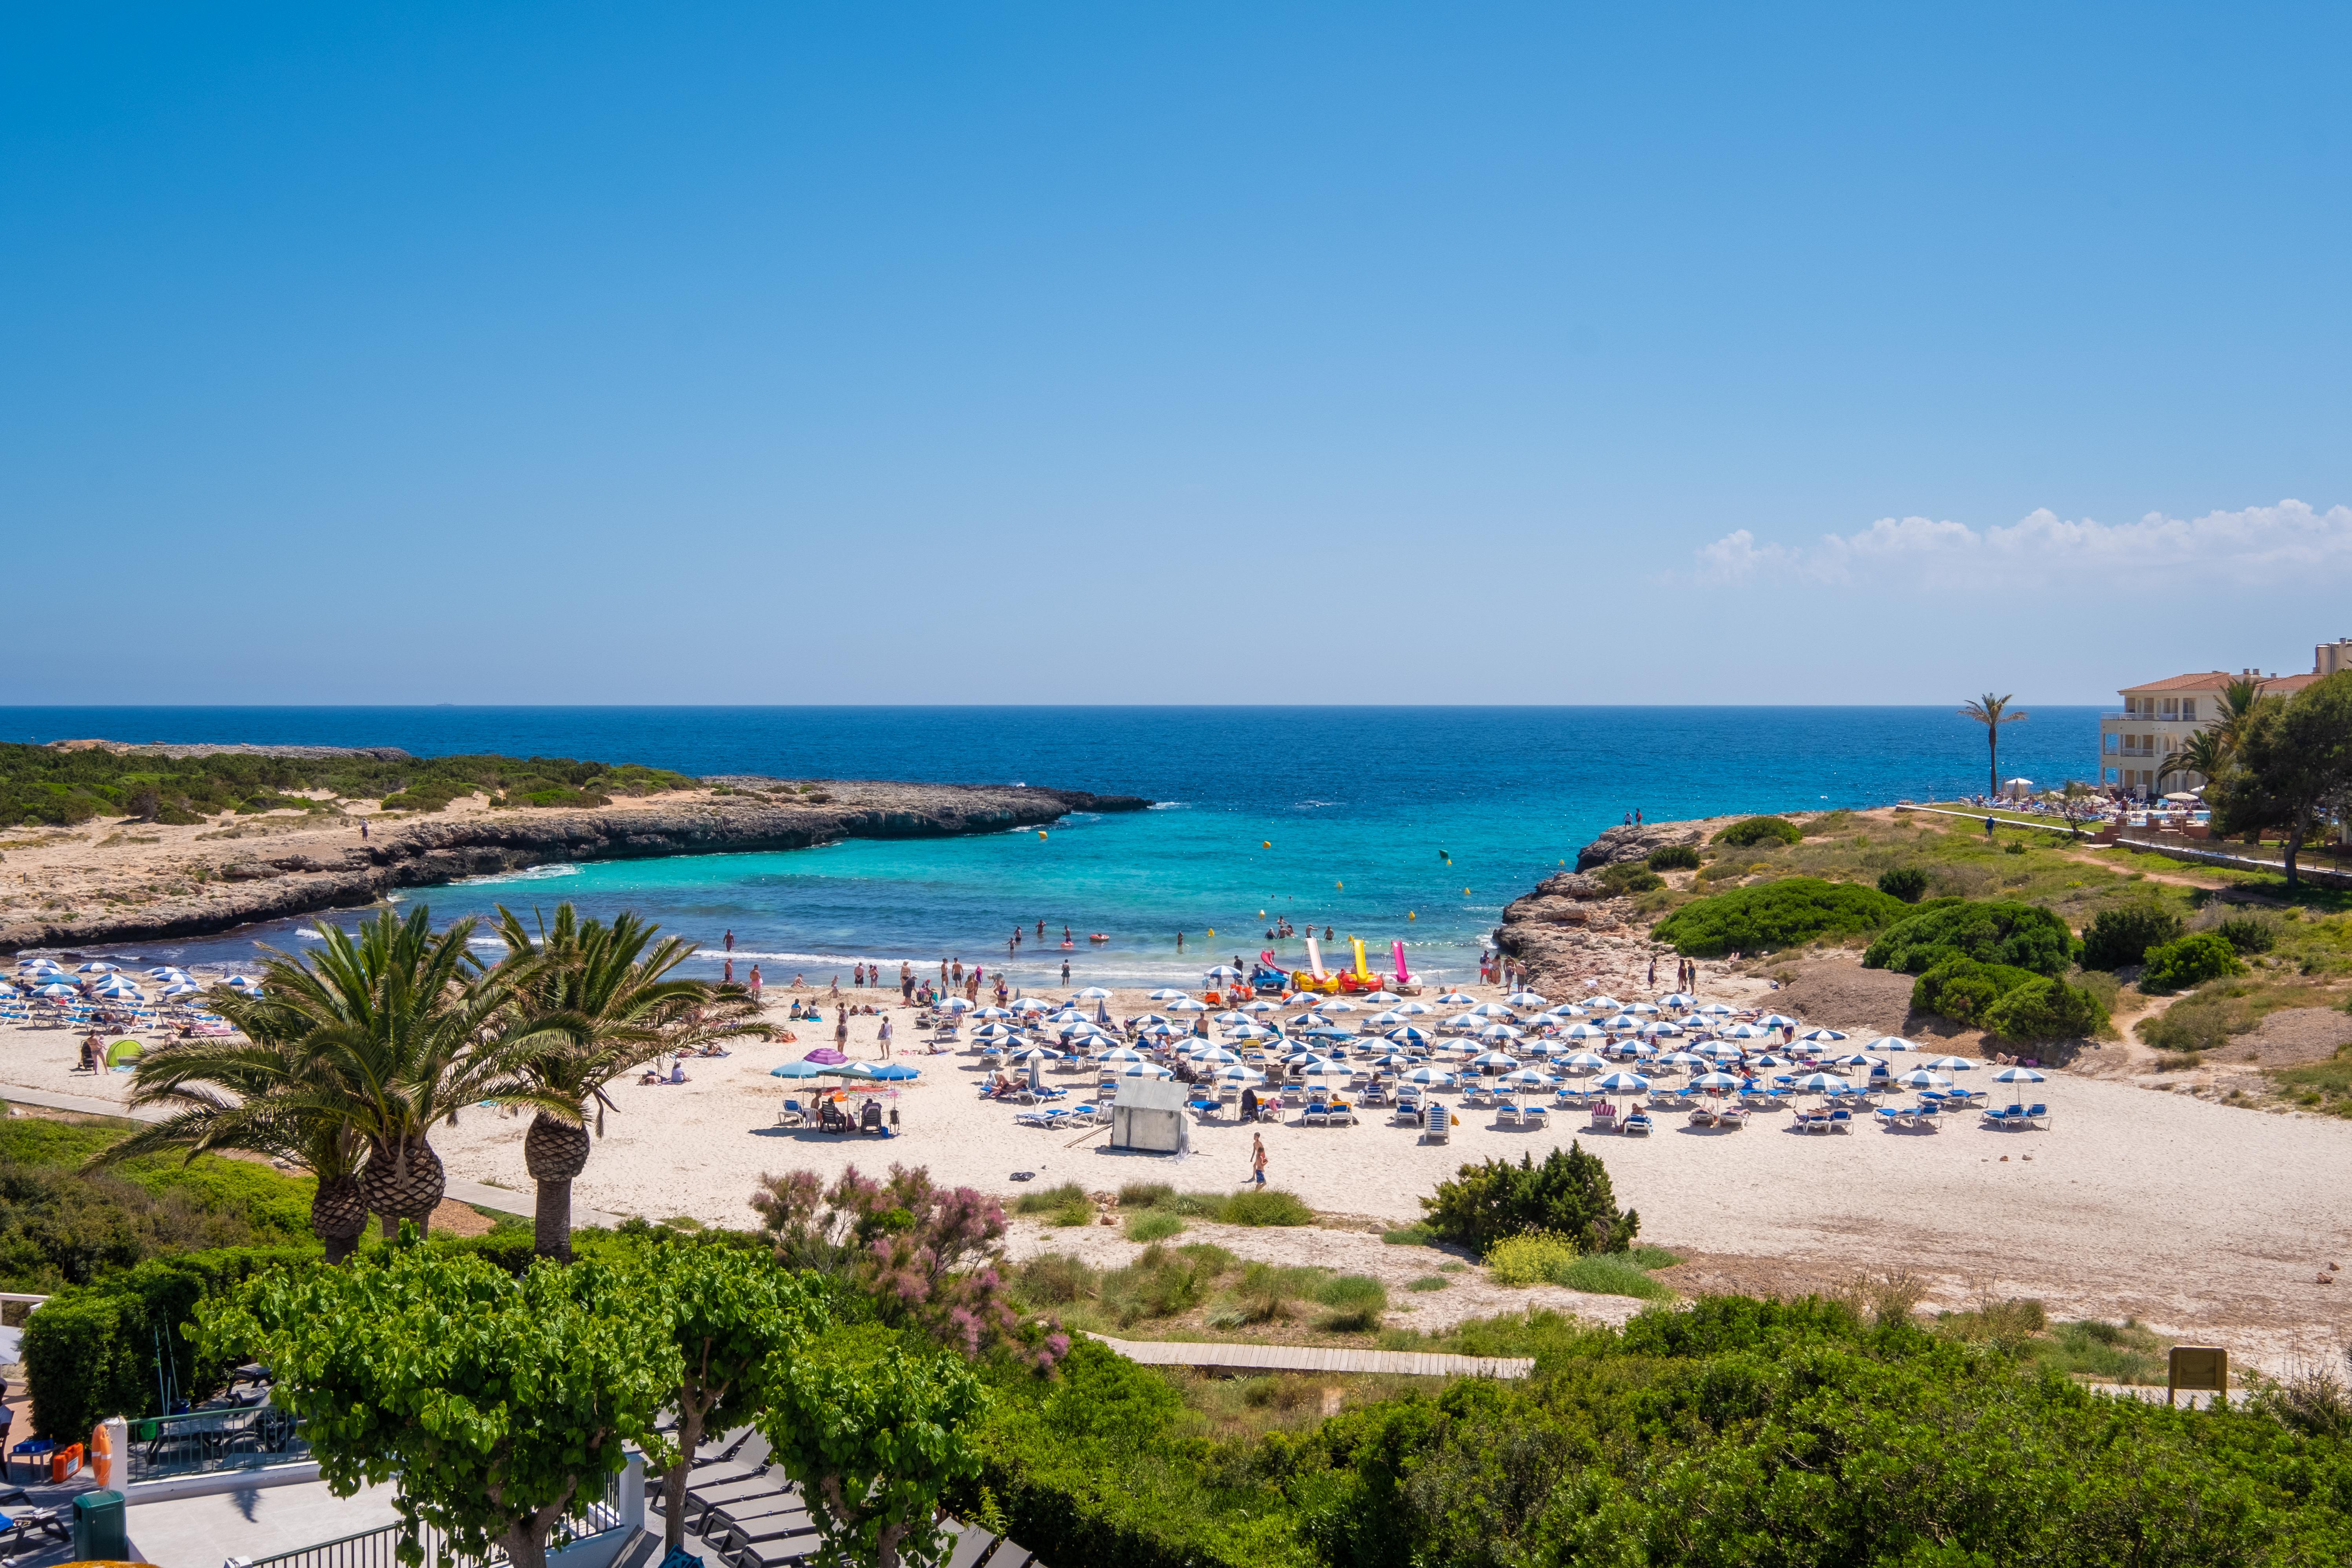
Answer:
11, 975, 2351, 1370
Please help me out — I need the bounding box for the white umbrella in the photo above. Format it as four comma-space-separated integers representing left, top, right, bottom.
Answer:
1925, 1054, 1977, 1071
1661, 1051, 1708, 1070
1797, 1028, 1848, 1044
1392, 1000, 1436, 1015
1095, 1045, 1152, 1063
1719, 1022, 1768, 1039
1463, 1001, 1515, 1018
1659, 992, 1697, 1008
1561, 1051, 1608, 1071
1467, 1050, 1520, 1070
1212, 1010, 1253, 1026
1691, 1071, 1742, 1091
1242, 999, 1283, 1013
1225, 1022, 1279, 1040
1148, 988, 1191, 1002
1187, 1045, 1241, 1065
1302, 1060, 1357, 1082
1498, 1067, 1555, 1089
1072, 986, 1114, 1000
1991, 1066, 2047, 1084
76, 962, 119, 974
1398, 1065, 1457, 1087
36, 983, 79, 1000
1757, 1013, 1802, 1029
1789, 1073, 1853, 1095
935, 996, 975, 1013
1863, 1036, 1918, 1053
1637, 1020, 1682, 1038
1103, 1060, 1173, 1078
1893, 1069, 1951, 1089
1474, 1023, 1524, 1042
1214, 1063, 1266, 1085
1168, 997, 1209, 1013
1559, 1022, 1607, 1040
1545, 1004, 1590, 1020
1318, 998, 1360, 1013
1593, 1071, 1649, 1092
1581, 994, 1625, 1011
971, 1005, 1014, 1020
1434, 990, 1475, 1004
1699, 1002, 1736, 1016
1202, 965, 1244, 981
1623, 1001, 1660, 1016
1504, 990, 1549, 1007
1361, 990, 1402, 1005
1385, 1026, 1436, 1047
1599, 1013, 1641, 1031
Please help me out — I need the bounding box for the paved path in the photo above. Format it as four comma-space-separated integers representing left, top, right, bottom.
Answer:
0, 1083, 617, 1228
1089, 1331, 1533, 1379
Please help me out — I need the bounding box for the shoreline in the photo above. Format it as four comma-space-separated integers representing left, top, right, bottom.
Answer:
0, 777, 1148, 953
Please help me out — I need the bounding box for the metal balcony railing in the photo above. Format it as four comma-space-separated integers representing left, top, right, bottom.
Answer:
126, 1400, 309, 1482
238, 1468, 628, 1568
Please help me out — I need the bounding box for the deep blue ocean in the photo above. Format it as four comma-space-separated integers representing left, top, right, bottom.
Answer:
3, 707, 2098, 987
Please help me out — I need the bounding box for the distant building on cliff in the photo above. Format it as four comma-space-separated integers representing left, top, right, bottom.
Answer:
2100, 636, 2352, 798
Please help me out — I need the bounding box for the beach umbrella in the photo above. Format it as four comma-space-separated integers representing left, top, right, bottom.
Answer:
0, 982, 16, 998
1691, 1071, 1742, 1091
1925, 1054, 1977, 1071
161, 982, 202, 998
1581, 994, 1625, 1011
1544, 1004, 1590, 1020
1302, 1059, 1357, 1082
145, 966, 182, 979
1751, 1053, 1792, 1068
1138, 1022, 1181, 1040
1095, 1045, 1152, 1063
1474, 1023, 1524, 1042
1006, 1045, 1059, 1064
971, 1006, 1014, 1020
1623, 1001, 1660, 1016
1696, 1040, 1745, 1060
1009, 998, 1052, 1014
1789, 1072, 1853, 1095
1212, 1011, 1253, 1026
1392, 1000, 1436, 1015
1662, 1051, 1708, 1070
1361, 990, 1402, 1004
1364, 1010, 1409, 1028
1132, 1013, 1170, 1027
1168, 997, 1208, 1013
1432, 990, 1474, 1005
1072, 986, 1113, 1000
1398, 1065, 1457, 1087
36, 983, 79, 1000
1241, 998, 1282, 1013
1286, 992, 1323, 1007
1461, 1001, 1515, 1018
224, 975, 261, 991
1202, 965, 1244, 981
1466, 1049, 1520, 1070
1593, 1071, 1650, 1093
1045, 1007, 1088, 1024
865, 1062, 921, 1081
1599, 1013, 1641, 1031
1225, 1022, 1279, 1040
1498, 1067, 1555, 1089
76, 962, 119, 974
1368, 1051, 1422, 1069
1720, 1022, 1768, 1039
1299, 1025, 1359, 1042
1318, 997, 1360, 1013
1991, 1066, 2047, 1084
1862, 1035, 1917, 1053
1893, 1069, 1951, 1089
1187, 1045, 1241, 1065
1699, 1002, 1736, 1016
971, 1023, 1024, 1042
1214, 1063, 1265, 1085
769, 1059, 838, 1079
1827, 1051, 1883, 1067
1103, 1060, 1172, 1078
1521, 1037, 1568, 1058
1622, 1040, 1659, 1060
1674, 1013, 1709, 1029
1439, 1012, 1481, 1032
1385, 1025, 1435, 1047
1637, 1020, 1682, 1038
802, 1046, 849, 1065
1561, 1050, 1609, 1072
935, 996, 974, 1013
1757, 1013, 1802, 1029
1503, 989, 1549, 1007
1797, 1027, 1848, 1044
1558, 1022, 1607, 1040
1659, 992, 1697, 1008
1147, 988, 1191, 1002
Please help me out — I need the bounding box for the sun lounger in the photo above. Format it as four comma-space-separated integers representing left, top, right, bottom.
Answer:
775, 1099, 808, 1128
1495, 1102, 1521, 1127
1587, 1102, 1617, 1132
1980, 1105, 2018, 1129
1826, 1108, 1852, 1132
1522, 1100, 1549, 1127
2025, 1102, 2050, 1127
1620, 1110, 1652, 1135
1422, 1101, 1451, 1142
1687, 1104, 1716, 1127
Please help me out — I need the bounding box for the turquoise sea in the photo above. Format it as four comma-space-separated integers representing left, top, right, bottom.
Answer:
3, 706, 2100, 987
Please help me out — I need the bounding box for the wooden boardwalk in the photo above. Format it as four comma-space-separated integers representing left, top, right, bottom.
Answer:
1088, 1332, 1533, 1380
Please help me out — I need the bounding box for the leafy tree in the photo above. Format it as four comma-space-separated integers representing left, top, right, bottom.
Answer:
1959, 692, 2028, 798
486, 904, 762, 1261
2209, 671, 2352, 889
1981, 976, 2110, 1040
1863, 899, 2076, 977
639, 1240, 824, 1555
1420, 1145, 1638, 1256
753, 1164, 1067, 1367
2080, 904, 2184, 971
1646, 844, 1701, 871
203, 1244, 679, 1568
1596, 861, 1663, 894
1653, 878, 1916, 956
1910, 957, 2040, 1023
2140, 933, 2246, 994
1876, 866, 1929, 903
1714, 816, 1802, 848
759, 1337, 988, 1568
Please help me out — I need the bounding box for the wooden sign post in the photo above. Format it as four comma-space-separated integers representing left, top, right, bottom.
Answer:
2168, 1345, 2227, 1407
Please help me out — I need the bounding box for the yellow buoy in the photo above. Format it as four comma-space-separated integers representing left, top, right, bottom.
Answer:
1463, 887, 1471, 895
1336, 880, 1343, 890
1262, 840, 1271, 848
1408, 911, 1416, 920
1037, 830, 1048, 839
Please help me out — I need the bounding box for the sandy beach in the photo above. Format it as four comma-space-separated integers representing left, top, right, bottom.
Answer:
14, 965, 2348, 1372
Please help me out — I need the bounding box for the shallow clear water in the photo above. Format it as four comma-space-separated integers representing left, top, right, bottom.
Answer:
4, 705, 2100, 987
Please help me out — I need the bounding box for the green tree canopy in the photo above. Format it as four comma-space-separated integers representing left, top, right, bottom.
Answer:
2209, 671, 2352, 888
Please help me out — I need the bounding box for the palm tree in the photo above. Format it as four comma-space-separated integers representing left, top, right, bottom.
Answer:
95, 1031, 371, 1261
2214, 677, 2265, 753
2156, 728, 2227, 796
486, 904, 764, 1261
1959, 693, 2028, 799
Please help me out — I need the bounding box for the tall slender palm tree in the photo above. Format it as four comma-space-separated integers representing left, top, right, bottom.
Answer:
486, 904, 765, 1261
2214, 676, 2265, 753
2156, 728, 2227, 795
1959, 693, 2028, 799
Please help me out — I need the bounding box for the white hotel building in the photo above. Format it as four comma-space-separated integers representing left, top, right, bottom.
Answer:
2098, 637, 2352, 797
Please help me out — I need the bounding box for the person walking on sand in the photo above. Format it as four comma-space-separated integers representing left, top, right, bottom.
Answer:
835, 1006, 850, 1053
1647, 955, 1658, 988
749, 964, 762, 1003
1250, 1132, 1267, 1188
724, 957, 734, 986
878, 1014, 893, 1059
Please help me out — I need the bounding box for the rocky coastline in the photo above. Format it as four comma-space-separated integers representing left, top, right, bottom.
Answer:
0, 780, 1148, 952
1493, 814, 1752, 989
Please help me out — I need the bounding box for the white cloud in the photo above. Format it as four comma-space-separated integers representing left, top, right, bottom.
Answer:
1698, 499, 2352, 586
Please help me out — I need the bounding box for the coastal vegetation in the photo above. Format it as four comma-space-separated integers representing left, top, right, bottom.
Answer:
2207, 671, 2352, 887
0, 740, 694, 826
1712, 815, 1803, 848
1861, 898, 2078, 976
1650, 877, 1914, 956
1418, 1146, 1639, 1256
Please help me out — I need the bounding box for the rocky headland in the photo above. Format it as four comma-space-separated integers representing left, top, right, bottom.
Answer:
0, 778, 1148, 951
1494, 813, 1756, 990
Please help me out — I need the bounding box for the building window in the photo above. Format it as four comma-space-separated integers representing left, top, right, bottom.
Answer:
2181, 698, 2197, 721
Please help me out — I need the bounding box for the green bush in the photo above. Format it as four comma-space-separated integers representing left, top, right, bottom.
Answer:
1012, 1182, 1089, 1216
1557, 1253, 1675, 1301
1312, 1274, 1387, 1331
1982, 977, 2111, 1041
2140, 933, 2247, 994
1646, 844, 1701, 871
1219, 1190, 1314, 1227
2080, 905, 2184, 970
1909, 957, 2040, 1023
1862, 899, 2077, 977
1124, 1211, 1184, 1243
2213, 914, 2281, 954
1716, 816, 1804, 848
1653, 878, 1916, 957
1877, 867, 1930, 903
1598, 862, 1663, 895
1422, 1146, 1637, 1256
1486, 1231, 1578, 1285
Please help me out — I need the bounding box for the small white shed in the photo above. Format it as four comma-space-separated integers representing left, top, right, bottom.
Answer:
1110, 1077, 1190, 1154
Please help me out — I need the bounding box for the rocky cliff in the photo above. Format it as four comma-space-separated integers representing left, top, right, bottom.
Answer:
0, 780, 1147, 951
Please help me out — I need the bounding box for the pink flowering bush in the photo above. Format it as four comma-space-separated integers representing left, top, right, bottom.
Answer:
753, 1163, 1068, 1370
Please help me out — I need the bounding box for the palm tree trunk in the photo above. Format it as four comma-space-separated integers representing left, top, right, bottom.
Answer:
535, 1178, 574, 1261
523, 1112, 592, 1263
1988, 728, 1998, 799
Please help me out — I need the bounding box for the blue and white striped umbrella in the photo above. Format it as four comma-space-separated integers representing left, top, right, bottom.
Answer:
1637, 1020, 1682, 1038
1474, 1023, 1524, 1042
1147, 988, 1192, 1002
1202, 965, 1245, 982
1186, 1045, 1241, 1065
1893, 1069, 1951, 1089
76, 962, 119, 974
971, 1006, 1014, 1020
1434, 990, 1475, 1004
1133, 1013, 1171, 1027
1398, 1065, 1457, 1087
1071, 986, 1114, 1000
1287, 993, 1325, 1007
1225, 1022, 1279, 1041
1757, 1013, 1802, 1029
1697, 1040, 1745, 1060
1623, 1001, 1660, 1016
1829, 1052, 1887, 1069
1318, 998, 1360, 1013
1593, 1071, 1650, 1092
1561, 1051, 1608, 1071
1558, 1022, 1607, 1039
1046, 1008, 1088, 1024
1659, 992, 1697, 1008
1215, 1063, 1266, 1085
1580, 994, 1625, 1011
1925, 1055, 1977, 1071
1385, 1026, 1436, 1047
1095, 1045, 1152, 1063
1498, 1068, 1555, 1089
1103, 1060, 1173, 1078
1365, 1011, 1410, 1028
1241, 999, 1283, 1013
972, 1023, 1024, 1041
36, 983, 79, 999
1864, 1035, 1918, 1053
1441, 1012, 1484, 1032
1462, 1001, 1517, 1018
1991, 1065, 2046, 1084
1699, 1002, 1737, 1016
1212, 1011, 1254, 1027
1797, 1027, 1848, 1044
1599, 1013, 1641, 1031
1674, 1013, 1710, 1029
1005, 1045, 1058, 1063
1790, 1073, 1854, 1095
1691, 1071, 1742, 1091
1302, 1059, 1357, 1082
1466, 1049, 1520, 1069
1522, 1038, 1568, 1058
1392, 1000, 1436, 1015
1503, 990, 1549, 1007
1361, 990, 1402, 1004
1719, 1022, 1769, 1039
935, 996, 973, 1013
161, 982, 202, 998
1543, 1005, 1590, 1020
1661, 1051, 1708, 1070
1168, 997, 1209, 1013
1010, 998, 1053, 1014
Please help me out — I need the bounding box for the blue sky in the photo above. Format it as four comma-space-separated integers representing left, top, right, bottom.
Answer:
5, 4, 2346, 705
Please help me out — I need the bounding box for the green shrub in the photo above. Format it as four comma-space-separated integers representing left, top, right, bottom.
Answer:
1117, 1182, 1176, 1209
2140, 933, 2246, 994
1802, 810, 1857, 835
1313, 1274, 1387, 1331
2003, 840, 2028, 855
1013, 1252, 1098, 1306
1909, 957, 2040, 1023
1598, 862, 1664, 895
1486, 1231, 1579, 1285
1125, 1211, 1184, 1243
1862, 899, 2077, 977
2213, 914, 2281, 954
1716, 816, 1803, 848
1013, 1181, 1088, 1216
1406, 1275, 1449, 1292
1877, 867, 1930, 903
1100, 1243, 1220, 1325
1219, 1190, 1313, 1227
1653, 878, 1916, 957
1646, 844, 1701, 871
1557, 1253, 1675, 1301
1981, 976, 2111, 1041
2080, 905, 2184, 970
1422, 1145, 1637, 1255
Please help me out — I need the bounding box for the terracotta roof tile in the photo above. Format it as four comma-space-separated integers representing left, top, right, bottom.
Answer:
2119, 671, 2318, 695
